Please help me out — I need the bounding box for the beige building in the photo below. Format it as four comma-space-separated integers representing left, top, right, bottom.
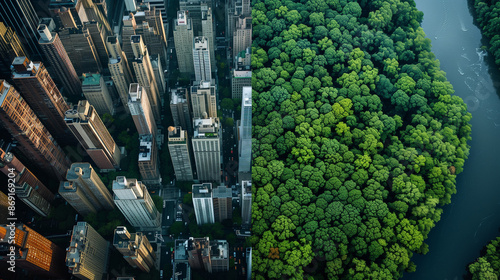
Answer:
82, 73, 114, 115
232, 16, 252, 58
170, 88, 192, 134
192, 118, 221, 182
129, 83, 157, 137
213, 185, 232, 222
201, 8, 215, 70
0, 22, 27, 79
168, 126, 194, 181
107, 36, 134, 114
190, 81, 217, 119
138, 134, 161, 186
113, 226, 156, 272
193, 36, 212, 82
173, 11, 194, 73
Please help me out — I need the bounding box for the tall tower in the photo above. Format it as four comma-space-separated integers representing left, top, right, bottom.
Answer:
65, 100, 121, 170
0, 22, 27, 79
231, 48, 251, 99
241, 181, 252, 225
112, 176, 161, 230
173, 11, 194, 73
58, 26, 102, 75
190, 81, 217, 119
0, 0, 43, 60
66, 222, 110, 280
213, 185, 232, 222
84, 21, 109, 73
0, 80, 71, 181
122, 12, 138, 64
129, 83, 157, 137
167, 126, 194, 181
232, 16, 252, 58
170, 88, 193, 134
11, 57, 75, 145
37, 24, 82, 96
238, 87, 252, 175
192, 118, 221, 182
60, 162, 115, 216
138, 134, 161, 186
82, 73, 114, 115
131, 35, 161, 123
107, 36, 134, 114
0, 223, 68, 278
135, 3, 167, 67
193, 36, 212, 82
113, 226, 156, 272
192, 183, 215, 225
150, 54, 166, 95
201, 8, 216, 70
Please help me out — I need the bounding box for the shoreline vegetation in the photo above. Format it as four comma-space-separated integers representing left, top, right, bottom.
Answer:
251, 0, 472, 279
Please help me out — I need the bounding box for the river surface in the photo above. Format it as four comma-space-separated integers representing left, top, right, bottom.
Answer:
404, 0, 500, 279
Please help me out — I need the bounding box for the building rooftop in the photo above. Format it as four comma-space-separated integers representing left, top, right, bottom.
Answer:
242, 181, 252, 196
174, 239, 189, 261
233, 70, 251, 78
213, 185, 232, 198
192, 183, 212, 199
82, 73, 101, 86
138, 134, 153, 162
112, 177, 145, 200
66, 163, 94, 181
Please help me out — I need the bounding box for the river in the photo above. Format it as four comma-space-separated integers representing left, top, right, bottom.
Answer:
403, 0, 500, 279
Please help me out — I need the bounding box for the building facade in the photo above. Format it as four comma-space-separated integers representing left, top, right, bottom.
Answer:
113, 226, 156, 272
241, 180, 252, 225
238, 87, 252, 175
212, 185, 232, 222
173, 11, 194, 73
201, 8, 216, 70
192, 118, 221, 182
129, 83, 157, 137
193, 36, 212, 82
190, 81, 217, 119
82, 73, 114, 115
58, 26, 102, 75
167, 126, 194, 181
192, 183, 215, 225
232, 16, 252, 58
107, 36, 134, 114
170, 88, 193, 134
138, 134, 161, 186
0, 22, 27, 80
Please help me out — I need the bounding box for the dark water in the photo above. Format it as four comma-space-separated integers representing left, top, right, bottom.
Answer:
404, 0, 500, 279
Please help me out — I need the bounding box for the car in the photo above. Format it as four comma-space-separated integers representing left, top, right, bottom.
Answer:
234, 252, 236, 257
160, 270, 163, 279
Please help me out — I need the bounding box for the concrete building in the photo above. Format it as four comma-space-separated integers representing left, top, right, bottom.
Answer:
193, 36, 212, 82
84, 21, 109, 73
186, 237, 229, 273
65, 100, 121, 170
192, 118, 221, 182
190, 81, 217, 119
138, 134, 161, 186
238, 87, 252, 175
82, 73, 114, 115
201, 8, 216, 70
167, 126, 194, 181
232, 16, 252, 58
38, 24, 82, 96
58, 26, 102, 75
150, 54, 166, 96
125, 0, 137, 12
0, 80, 71, 181
59, 163, 115, 216
66, 222, 110, 280
129, 83, 157, 137
170, 88, 193, 134
241, 181, 252, 225
0, 22, 27, 80
122, 12, 138, 64
0, 223, 68, 278
113, 226, 156, 273
231, 49, 251, 99
131, 35, 161, 123
212, 185, 232, 222
113, 176, 161, 230
11, 57, 75, 145
192, 183, 215, 225
107, 36, 134, 114
173, 11, 194, 73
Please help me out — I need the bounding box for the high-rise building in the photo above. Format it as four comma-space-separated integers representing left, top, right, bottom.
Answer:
238, 87, 252, 175
150, 54, 166, 95
210, 240, 229, 272
11, 57, 75, 145
138, 134, 161, 186
59, 27, 102, 75
233, 16, 252, 58
231, 49, 251, 99
192, 183, 215, 225
179, 1, 213, 34
0, 22, 27, 80
0, 80, 71, 181
113, 226, 156, 272
15, 181, 52, 217
60, 162, 115, 216
190, 81, 217, 119
142, 0, 168, 24
129, 83, 157, 137
201, 8, 216, 70
107, 36, 134, 114
170, 88, 193, 134
167, 126, 194, 181
192, 118, 221, 182
122, 13, 138, 63
173, 11, 194, 73
38, 24, 82, 96
59, 181, 97, 216
193, 36, 212, 82
85, 21, 109, 73
213, 185, 232, 222
65, 100, 121, 170
112, 176, 161, 230
131, 35, 161, 122
185, 237, 229, 273
125, 0, 137, 13
82, 73, 114, 115
0, 223, 68, 278
241, 180, 252, 225
66, 222, 110, 280
135, 3, 167, 67
0, 0, 43, 60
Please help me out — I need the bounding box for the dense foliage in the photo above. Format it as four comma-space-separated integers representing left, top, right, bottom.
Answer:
251, 0, 472, 278
467, 237, 500, 280
470, 0, 500, 69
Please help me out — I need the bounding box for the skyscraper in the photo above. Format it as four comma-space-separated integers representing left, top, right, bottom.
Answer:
135, 3, 167, 67
11, 56, 75, 145
192, 118, 221, 182
129, 83, 157, 137
150, 54, 166, 95
82, 73, 115, 115
167, 126, 194, 181
85, 21, 109, 73
0, 80, 71, 181
38, 24, 82, 96
201, 8, 216, 70
178, 1, 213, 34
113, 226, 156, 272
0, 22, 27, 79
231, 48, 251, 99
173, 11, 194, 73
193, 36, 212, 82
238, 87, 252, 175
65, 100, 121, 170
192, 183, 215, 225
59, 26, 102, 75
170, 88, 193, 134
131, 35, 161, 122
112, 176, 161, 230
241, 180, 252, 225
213, 185, 232, 222
232, 16, 252, 58
0, 223, 68, 278
107, 36, 134, 114
138, 134, 162, 186
190, 81, 217, 119
66, 222, 110, 280
59, 162, 115, 216
184, 237, 229, 273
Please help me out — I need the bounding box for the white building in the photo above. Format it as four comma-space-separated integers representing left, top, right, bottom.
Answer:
192, 118, 221, 182
193, 36, 211, 82
192, 183, 215, 225
241, 181, 252, 225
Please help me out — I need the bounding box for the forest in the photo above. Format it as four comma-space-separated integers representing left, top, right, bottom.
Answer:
250, 0, 472, 279
470, 0, 500, 71
467, 237, 500, 280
